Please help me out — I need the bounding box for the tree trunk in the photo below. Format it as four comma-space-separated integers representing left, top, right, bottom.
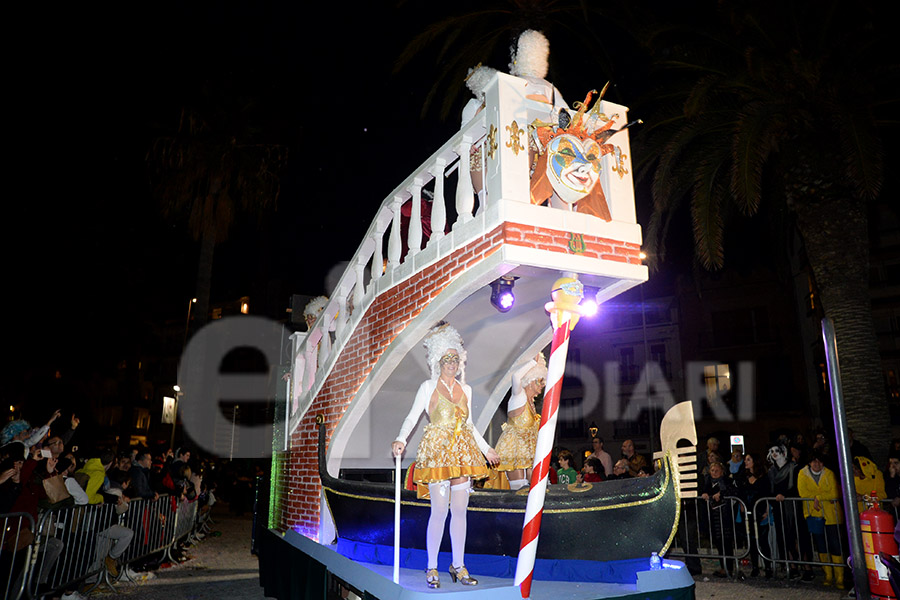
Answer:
794, 195, 889, 465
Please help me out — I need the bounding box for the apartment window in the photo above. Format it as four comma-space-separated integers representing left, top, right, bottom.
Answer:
703, 364, 731, 401
650, 343, 670, 379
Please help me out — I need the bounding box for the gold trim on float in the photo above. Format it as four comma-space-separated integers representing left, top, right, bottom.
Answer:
486, 124, 498, 160
505, 120, 525, 156
323, 453, 674, 515
660, 451, 681, 556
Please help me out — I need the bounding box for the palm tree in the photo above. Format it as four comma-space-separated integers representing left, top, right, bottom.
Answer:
635, 1, 896, 458
147, 84, 288, 331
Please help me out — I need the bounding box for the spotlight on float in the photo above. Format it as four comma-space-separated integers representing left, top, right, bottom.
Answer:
490, 275, 519, 313
580, 286, 601, 317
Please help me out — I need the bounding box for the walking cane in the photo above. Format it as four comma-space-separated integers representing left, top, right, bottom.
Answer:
394, 451, 401, 584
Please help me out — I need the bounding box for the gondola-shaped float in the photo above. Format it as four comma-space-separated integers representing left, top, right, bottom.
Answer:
318, 400, 697, 562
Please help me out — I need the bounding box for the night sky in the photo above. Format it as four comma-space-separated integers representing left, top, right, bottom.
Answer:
8, 3, 463, 400
6, 2, 895, 419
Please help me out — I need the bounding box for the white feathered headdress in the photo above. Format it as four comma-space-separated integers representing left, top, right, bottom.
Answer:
465, 63, 497, 100
510, 30, 550, 79
423, 321, 467, 382
303, 295, 329, 318
522, 352, 548, 387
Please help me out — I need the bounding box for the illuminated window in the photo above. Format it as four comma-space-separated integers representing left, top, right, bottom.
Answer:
703, 364, 731, 401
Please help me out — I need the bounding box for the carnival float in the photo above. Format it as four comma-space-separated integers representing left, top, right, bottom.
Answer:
261, 29, 698, 600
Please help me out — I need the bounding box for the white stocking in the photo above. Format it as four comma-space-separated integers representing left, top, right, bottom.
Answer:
426, 482, 450, 569
449, 481, 471, 568
508, 478, 528, 490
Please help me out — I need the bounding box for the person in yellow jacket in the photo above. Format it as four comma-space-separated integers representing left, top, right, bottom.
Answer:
853, 455, 886, 512
797, 451, 844, 588
75, 450, 115, 504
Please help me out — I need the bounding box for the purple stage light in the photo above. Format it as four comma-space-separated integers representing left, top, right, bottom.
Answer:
581, 299, 599, 317
490, 276, 518, 313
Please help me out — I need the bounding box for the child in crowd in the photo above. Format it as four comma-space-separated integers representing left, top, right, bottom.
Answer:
580, 457, 604, 482
556, 449, 577, 485
728, 450, 743, 476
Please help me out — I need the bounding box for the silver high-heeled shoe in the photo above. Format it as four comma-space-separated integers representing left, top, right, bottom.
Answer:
448, 564, 478, 585
425, 568, 440, 588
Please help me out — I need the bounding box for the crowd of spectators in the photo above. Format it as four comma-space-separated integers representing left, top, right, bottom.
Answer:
549, 429, 900, 590
0, 409, 261, 600
550, 437, 654, 488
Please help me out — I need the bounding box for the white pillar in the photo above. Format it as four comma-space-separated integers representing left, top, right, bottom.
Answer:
482, 72, 530, 204
430, 160, 446, 243
388, 195, 403, 268
455, 137, 474, 226
407, 182, 423, 257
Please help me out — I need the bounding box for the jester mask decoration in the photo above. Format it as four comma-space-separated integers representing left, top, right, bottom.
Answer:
530, 88, 626, 221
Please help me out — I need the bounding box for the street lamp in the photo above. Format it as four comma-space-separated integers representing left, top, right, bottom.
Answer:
183, 298, 197, 350
170, 385, 183, 451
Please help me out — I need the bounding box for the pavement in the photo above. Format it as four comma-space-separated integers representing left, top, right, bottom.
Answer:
692, 559, 848, 600
91, 511, 846, 600
93, 508, 271, 600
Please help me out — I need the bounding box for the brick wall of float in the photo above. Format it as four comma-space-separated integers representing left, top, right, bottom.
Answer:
278, 223, 641, 538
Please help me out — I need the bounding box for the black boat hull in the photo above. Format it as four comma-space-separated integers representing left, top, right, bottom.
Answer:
319, 424, 681, 562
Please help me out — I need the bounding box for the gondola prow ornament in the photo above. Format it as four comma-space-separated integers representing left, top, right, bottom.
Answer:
515, 276, 590, 598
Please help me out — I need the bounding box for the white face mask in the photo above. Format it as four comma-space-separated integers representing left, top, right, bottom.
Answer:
767, 446, 787, 468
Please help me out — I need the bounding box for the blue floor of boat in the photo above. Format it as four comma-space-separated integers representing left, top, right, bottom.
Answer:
359, 560, 643, 599
278, 529, 694, 600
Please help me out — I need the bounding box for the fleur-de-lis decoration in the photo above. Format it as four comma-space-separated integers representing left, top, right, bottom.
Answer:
486, 124, 498, 160
505, 120, 525, 156
611, 146, 629, 179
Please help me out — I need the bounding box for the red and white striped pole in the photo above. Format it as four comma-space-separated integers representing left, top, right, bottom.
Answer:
515, 277, 584, 598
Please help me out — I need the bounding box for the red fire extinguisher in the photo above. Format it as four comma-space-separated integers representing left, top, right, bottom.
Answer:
861, 491, 899, 600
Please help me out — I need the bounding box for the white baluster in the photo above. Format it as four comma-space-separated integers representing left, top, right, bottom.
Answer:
371, 226, 384, 289
318, 325, 332, 371
354, 262, 365, 312
455, 138, 474, 225
292, 355, 305, 407
388, 195, 403, 268
305, 346, 317, 391
335, 295, 348, 338
408, 182, 422, 257
430, 160, 446, 244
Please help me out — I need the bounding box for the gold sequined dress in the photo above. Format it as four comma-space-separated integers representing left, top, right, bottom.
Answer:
413, 391, 491, 487
494, 401, 540, 472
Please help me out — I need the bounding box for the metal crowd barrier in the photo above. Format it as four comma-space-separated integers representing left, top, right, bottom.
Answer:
752, 496, 846, 576
5, 495, 206, 599
1, 512, 35, 600
166, 497, 199, 562
117, 495, 179, 570
666, 496, 750, 576
26, 501, 119, 598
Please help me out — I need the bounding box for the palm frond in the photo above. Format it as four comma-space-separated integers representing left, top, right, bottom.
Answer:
690, 146, 730, 270
730, 100, 779, 216
836, 107, 884, 202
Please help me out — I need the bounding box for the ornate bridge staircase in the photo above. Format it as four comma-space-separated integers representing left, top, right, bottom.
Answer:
271, 72, 648, 540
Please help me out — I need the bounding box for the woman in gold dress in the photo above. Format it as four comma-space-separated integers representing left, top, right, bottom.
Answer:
392, 323, 499, 589
494, 354, 547, 489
